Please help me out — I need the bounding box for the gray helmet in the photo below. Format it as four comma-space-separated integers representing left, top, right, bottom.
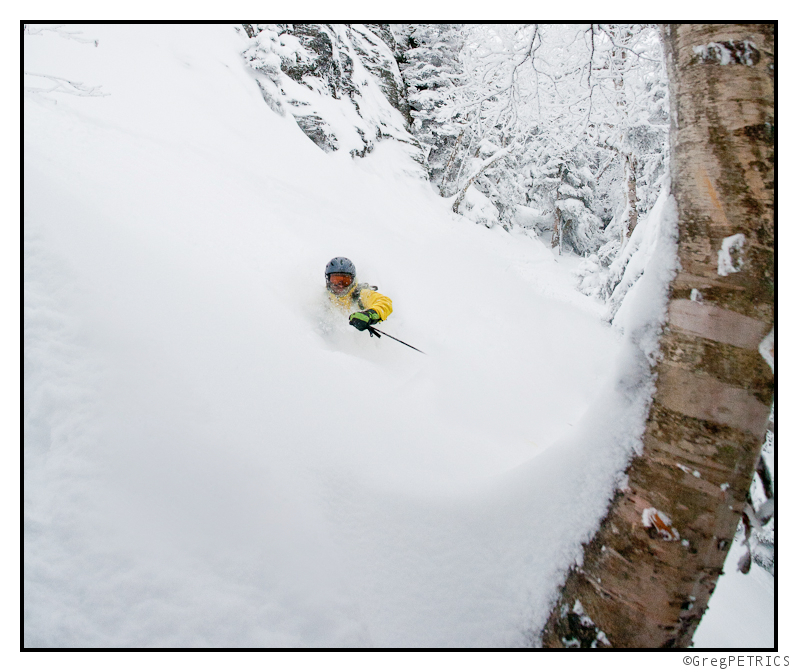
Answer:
325, 257, 357, 295
325, 257, 356, 279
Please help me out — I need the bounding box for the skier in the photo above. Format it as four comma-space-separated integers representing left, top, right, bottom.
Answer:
325, 257, 392, 332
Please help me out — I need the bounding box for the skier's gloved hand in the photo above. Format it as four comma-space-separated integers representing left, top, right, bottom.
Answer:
349, 309, 381, 331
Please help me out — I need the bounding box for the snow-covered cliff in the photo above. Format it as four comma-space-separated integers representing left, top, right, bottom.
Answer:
241, 24, 425, 169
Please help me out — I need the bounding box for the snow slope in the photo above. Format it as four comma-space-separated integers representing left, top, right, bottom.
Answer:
23, 24, 771, 648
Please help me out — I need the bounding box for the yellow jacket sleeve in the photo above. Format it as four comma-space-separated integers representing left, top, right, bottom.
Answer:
359, 288, 393, 322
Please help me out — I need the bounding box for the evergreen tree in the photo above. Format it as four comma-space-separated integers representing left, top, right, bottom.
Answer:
396, 24, 466, 193
530, 145, 601, 254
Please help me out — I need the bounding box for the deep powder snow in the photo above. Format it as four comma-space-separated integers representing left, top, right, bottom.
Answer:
23, 24, 771, 648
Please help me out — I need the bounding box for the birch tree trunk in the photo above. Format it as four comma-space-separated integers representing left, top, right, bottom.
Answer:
541, 23, 774, 649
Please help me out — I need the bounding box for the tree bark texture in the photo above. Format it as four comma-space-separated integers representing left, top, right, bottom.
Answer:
551, 206, 561, 253
439, 130, 465, 197
541, 23, 774, 649
625, 153, 639, 238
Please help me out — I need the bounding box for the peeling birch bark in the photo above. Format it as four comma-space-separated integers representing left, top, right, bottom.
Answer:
541, 23, 774, 649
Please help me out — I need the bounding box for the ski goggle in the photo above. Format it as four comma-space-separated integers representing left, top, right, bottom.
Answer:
328, 273, 354, 288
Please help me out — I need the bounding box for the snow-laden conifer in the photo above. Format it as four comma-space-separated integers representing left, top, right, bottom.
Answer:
394, 24, 466, 193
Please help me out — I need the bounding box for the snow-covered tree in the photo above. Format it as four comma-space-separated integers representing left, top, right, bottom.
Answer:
528, 143, 601, 255
424, 24, 668, 255
394, 24, 466, 192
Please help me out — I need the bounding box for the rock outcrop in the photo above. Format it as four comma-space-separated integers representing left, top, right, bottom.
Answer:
241, 23, 424, 166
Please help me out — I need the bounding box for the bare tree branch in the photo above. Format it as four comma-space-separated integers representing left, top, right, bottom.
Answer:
24, 24, 99, 47
25, 72, 109, 97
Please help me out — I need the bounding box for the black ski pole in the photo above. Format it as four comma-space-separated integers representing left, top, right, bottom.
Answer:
367, 326, 426, 354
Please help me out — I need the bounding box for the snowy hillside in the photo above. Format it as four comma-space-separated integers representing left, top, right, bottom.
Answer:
23, 24, 772, 649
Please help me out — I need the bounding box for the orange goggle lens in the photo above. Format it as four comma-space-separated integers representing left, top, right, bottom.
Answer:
328, 273, 353, 288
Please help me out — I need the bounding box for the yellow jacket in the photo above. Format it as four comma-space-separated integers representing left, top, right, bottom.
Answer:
329, 282, 393, 321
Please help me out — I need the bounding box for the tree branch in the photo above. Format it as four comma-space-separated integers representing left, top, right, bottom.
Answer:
25, 72, 109, 97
